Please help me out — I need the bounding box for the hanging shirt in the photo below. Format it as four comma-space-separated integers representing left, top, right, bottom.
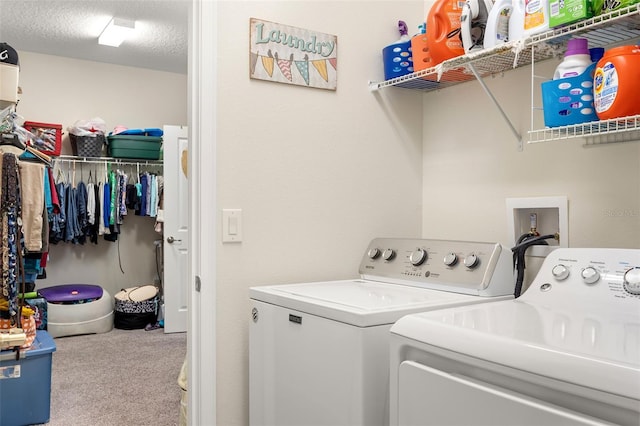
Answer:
139, 173, 148, 216
102, 182, 111, 231
48, 167, 60, 214
64, 183, 81, 243
119, 170, 127, 219
149, 174, 157, 217
146, 173, 153, 216
50, 182, 67, 244
86, 183, 95, 225
76, 181, 88, 244
109, 170, 117, 226
43, 167, 53, 216
18, 161, 45, 252
88, 183, 100, 244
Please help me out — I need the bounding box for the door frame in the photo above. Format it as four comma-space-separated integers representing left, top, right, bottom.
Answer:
188, 0, 217, 424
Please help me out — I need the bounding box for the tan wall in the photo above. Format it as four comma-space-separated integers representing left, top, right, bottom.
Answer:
420, 62, 640, 250
215, 1, 425, 424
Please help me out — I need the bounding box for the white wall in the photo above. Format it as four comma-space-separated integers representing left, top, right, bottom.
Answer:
420, 61, 640, 250
16, 52, 187, 298
215, 1, 425, 424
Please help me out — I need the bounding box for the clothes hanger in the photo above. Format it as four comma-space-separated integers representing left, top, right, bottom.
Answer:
0, 132, 24, 149
1, 131, 52, 166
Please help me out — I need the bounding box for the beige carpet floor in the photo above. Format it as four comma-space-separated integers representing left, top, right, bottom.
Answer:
46, 327, 187, 426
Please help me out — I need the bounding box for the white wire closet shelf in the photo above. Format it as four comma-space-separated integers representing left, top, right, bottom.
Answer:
55, 155, 163, 167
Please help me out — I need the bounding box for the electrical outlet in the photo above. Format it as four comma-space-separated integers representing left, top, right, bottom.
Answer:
506, 196, 568, 257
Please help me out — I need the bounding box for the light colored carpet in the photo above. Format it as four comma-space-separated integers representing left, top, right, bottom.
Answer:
47, 327, 187, 426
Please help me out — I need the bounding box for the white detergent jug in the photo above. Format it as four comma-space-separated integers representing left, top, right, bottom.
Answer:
508, 0, 525, 43
510, 0, 549, 41
461, 0, 494, 52
485, 0, 513, 49
553, 38, 592, 79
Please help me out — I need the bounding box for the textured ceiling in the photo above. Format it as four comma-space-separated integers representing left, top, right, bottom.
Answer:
0, 0, 189, 74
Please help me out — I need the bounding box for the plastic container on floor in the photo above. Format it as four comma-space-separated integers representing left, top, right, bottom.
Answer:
114, 285, 160, 330
39, 284, 114, 338
0, 330, 56, 426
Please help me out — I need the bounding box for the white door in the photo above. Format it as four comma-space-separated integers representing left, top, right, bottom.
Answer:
162, 125, 189, 333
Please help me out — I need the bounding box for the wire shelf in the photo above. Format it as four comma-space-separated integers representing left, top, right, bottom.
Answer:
370, 5, 640, 146
369, 4, 640, 93
55, 155, 163, 167
527, 115, 640, 143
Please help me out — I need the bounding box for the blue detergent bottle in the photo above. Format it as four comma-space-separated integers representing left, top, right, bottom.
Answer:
382, 20, 414, 80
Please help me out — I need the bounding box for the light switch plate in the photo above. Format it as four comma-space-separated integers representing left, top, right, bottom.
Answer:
222, 208, 242, 243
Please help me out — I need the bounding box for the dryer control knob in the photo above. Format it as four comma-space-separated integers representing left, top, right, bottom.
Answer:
623, 267, 640, 295
382, 248, 396, 261
409, 248, 427, 266
552, 264, 570, 281
443, 252, 458, 267
581, 267, 600, 285
463, 254, 480, 269
368, 248, 381, 259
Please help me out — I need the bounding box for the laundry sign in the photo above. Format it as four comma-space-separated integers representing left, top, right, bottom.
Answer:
249, 18, 337, 90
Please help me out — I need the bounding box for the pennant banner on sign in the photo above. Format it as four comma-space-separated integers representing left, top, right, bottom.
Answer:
249, 18, 338, 91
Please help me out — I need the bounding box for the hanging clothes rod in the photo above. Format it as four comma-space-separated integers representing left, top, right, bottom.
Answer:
55, 155, 163, 167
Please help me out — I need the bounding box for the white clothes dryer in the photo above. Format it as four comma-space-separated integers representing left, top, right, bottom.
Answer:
249, 238, 516, 426
390, 247, 640, 426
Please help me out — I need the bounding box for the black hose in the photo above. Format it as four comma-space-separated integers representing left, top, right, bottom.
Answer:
512, 233, 557, 298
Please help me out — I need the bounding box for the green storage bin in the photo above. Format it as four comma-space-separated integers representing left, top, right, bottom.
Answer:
107, 135, 162, 160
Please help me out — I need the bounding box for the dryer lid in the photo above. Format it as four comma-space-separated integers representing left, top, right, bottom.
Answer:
391, 298, 640, 400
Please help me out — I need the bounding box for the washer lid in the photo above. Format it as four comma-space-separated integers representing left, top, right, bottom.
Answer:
391, 299, 640, 400
249, 279, 503, 327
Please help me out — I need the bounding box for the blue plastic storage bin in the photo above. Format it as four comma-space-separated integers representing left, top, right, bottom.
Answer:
0, 330, 56, 426
383, 41, 414, 80
541, 63, 599, 127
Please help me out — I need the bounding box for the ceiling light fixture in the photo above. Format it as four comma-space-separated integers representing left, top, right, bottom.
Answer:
98, 18, 136, 47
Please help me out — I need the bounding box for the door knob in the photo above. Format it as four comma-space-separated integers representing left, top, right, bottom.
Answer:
167, 236, 182, 244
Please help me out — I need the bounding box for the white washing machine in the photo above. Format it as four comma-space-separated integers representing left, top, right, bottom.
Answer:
390, 247, 640, 426
249, 238, 516, 426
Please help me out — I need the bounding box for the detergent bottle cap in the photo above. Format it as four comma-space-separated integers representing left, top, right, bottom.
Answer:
398, 20, 410, 41
565, 38, 589, 57
589, 47, 605, 63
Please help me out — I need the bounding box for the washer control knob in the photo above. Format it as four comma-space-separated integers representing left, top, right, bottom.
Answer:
623, 267, 640, 295
382, 248, 396, 261
464, 254, 480, 269
367, 248, 381, 259
443, 252, 458, 267
409, 248, 428, 266
581, 267, 600, 285
551, 264, 570, 281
